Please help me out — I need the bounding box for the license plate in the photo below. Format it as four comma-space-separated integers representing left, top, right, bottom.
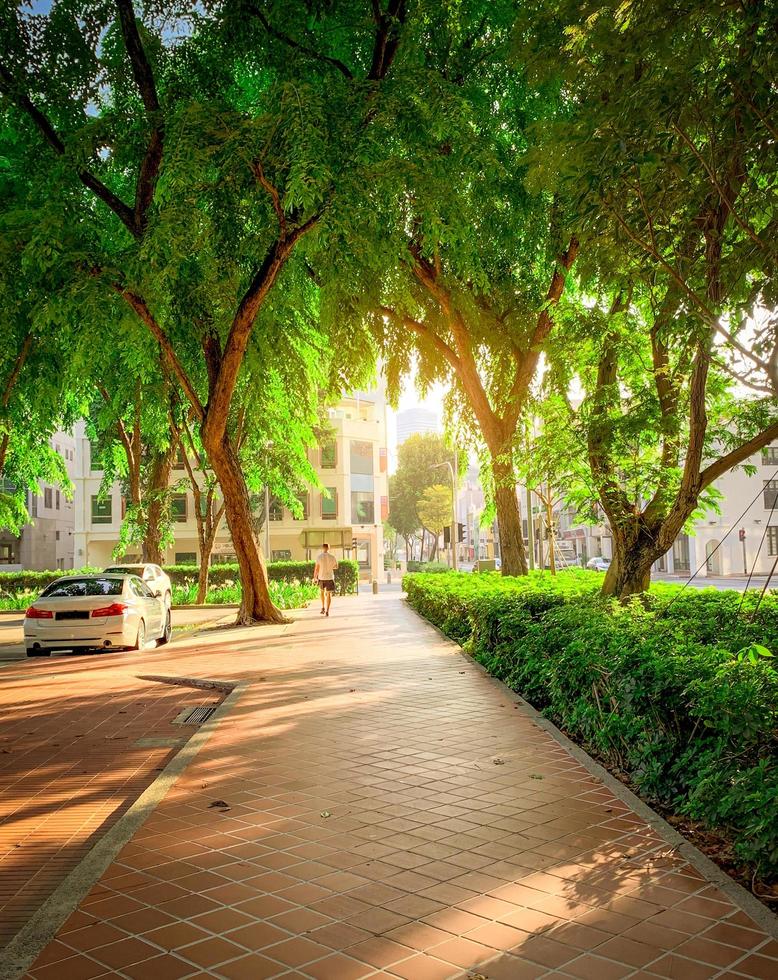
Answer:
55, 610, 89, 621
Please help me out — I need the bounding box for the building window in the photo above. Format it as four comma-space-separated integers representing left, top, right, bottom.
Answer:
321, 489, 337, 520
380, 495, 389, 521
171, 493, 188, 522
293, 493, 309, 521
30, 493, 37, 517
673, 534, 690, 572
350, 440, 374, 476
269, 497, 283, 521
763, 479, 778, 510
769, 526, 778, 557
763, 446, 778, 465
44, 487, 52, 508
55, 530, 60, 541
90, 442, 102, 470
351, 490, 375, 524
272, 549, 292, 561
320, 439, 337, 469
55, 489, 60, 510
174, 447, 186, 470
91, 496, 112, 525
175, 552, 197, 564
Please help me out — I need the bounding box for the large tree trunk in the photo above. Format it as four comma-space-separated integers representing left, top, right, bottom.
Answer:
492, 453, 527, 576
601, 521, 659, 599
204, 431, 285, 625
142, 446, 175, 564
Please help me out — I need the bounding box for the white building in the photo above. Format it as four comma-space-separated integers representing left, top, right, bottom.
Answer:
72, 386, 390, 581
396, 407, 439, 446
556, 442, 778, 577
0, 432, 76, 571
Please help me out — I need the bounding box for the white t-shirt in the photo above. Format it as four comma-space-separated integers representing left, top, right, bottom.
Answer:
316, 551, 338, 581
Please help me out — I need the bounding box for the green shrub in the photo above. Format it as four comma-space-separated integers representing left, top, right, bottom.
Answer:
404, 570, 778, 876
172, 578, 318, 609
0, 559, 359, 605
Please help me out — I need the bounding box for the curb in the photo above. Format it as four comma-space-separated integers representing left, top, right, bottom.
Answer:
403, 599, 778, 941
0, 679, 248, 980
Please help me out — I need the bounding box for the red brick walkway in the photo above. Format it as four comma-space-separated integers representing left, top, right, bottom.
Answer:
7, 595, 778, 979
0, 661, 221, 947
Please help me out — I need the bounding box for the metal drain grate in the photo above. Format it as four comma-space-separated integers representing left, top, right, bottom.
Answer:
173, 705, 218, 726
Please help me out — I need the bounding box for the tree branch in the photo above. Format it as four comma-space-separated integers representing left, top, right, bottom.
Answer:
0, 61, 139, 236
115, 0, 164, 235
114, 286, 205, 420
700, 418, 778, 490
368, 0, 407, 80
248, 3, 353, 79
1, 332, 33, 409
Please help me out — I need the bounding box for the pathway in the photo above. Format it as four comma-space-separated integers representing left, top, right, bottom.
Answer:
4, 593, 777, 979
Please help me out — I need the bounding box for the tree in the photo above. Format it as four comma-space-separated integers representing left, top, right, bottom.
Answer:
317, 2, 578, 576
0, 180, 78, 532
387, 433, 464, 560
416, 484, 451, 561
0, 0, 412, 622
519, 0, 778, 597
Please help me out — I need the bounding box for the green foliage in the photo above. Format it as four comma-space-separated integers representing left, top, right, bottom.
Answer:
0, 558, 359, 603
405, 571, 778, 874
171, 578, 318, 609
164, 559, 359, 596
416, 483, 451, 537
387, 433, 464, 543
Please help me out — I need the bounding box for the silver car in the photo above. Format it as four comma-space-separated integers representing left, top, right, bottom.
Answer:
587, 556, 611, 572
24, 574, 171, 658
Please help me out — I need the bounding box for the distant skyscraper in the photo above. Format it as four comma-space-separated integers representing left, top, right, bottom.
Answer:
396, 407, 440, 446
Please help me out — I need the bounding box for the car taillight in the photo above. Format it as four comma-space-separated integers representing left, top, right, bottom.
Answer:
26, 606, 53, 619
91, 603, 127, 617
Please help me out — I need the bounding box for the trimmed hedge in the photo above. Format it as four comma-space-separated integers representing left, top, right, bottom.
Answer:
404, 570, 778, 876
0, 558, 359, 599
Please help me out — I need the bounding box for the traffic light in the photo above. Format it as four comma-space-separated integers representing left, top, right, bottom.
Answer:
443, 525, 451, 546
457, 522, 465, 543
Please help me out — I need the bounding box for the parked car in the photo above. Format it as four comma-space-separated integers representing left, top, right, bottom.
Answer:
586, 556, 611, 572
104, 563, 172, 608
24, 574, 171, 657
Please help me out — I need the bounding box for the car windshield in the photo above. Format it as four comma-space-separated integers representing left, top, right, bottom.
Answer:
42, 578, 124, 598
105, 566, 140, 575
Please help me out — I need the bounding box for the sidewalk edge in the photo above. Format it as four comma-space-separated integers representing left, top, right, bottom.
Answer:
1, 680, 248, 980
404, 600, 778, 941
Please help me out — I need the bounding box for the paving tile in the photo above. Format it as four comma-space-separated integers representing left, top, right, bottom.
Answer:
6, 597, 778, 980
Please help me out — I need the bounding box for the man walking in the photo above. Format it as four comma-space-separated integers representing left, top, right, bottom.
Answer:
313, 542, 338, 617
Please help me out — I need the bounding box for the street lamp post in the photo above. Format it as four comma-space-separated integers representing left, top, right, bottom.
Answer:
431, 458, 458, 572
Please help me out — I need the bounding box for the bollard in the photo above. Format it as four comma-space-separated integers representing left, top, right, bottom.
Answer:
386, 571, 392, 584
372, 579, 378, 594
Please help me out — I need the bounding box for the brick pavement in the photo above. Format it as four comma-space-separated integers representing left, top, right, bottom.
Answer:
7, 594, 778, 979
0, 661, 222, 947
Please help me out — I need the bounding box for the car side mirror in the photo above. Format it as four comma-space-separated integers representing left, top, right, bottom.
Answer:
153, 589, 162, 598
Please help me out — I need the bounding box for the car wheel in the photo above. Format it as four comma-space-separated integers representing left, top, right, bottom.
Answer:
157, 610, 172, 646
26, 648, 51, 658
132, 620, 146, 651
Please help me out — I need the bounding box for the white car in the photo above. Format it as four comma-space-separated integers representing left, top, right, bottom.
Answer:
104, 563, 172, 608
587, 556, 611, 572
24, 574, 171, 657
